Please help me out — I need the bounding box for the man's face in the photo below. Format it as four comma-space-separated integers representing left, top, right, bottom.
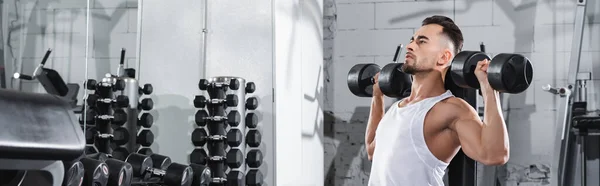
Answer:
402, 24, 449, 75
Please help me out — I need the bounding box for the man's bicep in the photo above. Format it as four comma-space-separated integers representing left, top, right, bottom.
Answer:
452, 117, 486, 163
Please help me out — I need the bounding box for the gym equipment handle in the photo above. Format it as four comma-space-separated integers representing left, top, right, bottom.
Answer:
393, 44, 403, 63
41, 49, 52, 65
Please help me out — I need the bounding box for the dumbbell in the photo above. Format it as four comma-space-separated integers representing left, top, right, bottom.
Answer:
138, 84, 153, 95
190, 164, 212, 186
125, 153, 193, 186
194, 110, 240, 127
226, 149, 244, 168
347, 45, 412, 98
81, 108, 128, 125
191, 128, 226, 146
112, 147, 130, 161
189, 149, 208, 165
198, 78, 240, 91
112, 127, 130, 146
87, 94, 130, 108
137, 129, 155, 146
246, 149, 263, 168
86, 153, 134, 186
449, 51, 533, 94
245, 113, 258, 128
246, 97, 258, 110
85, 127, 96, 144
62, 160, 85, 186
246, 130, 262, 147
79, 157, 109, 186
227, 129, 243, 147
138, 98, 154, 111
246, 82, 256, 93
85, 79, 97, 90
138, 147, 154, 155
246, 170, 264, 186
193, 95, 238, 108
138, 113, 154, 128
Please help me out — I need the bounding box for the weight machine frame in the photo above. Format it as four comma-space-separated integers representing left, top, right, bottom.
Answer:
546, 0, 589, 185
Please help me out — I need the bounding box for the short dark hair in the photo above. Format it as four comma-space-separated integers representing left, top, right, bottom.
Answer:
422, 15, 463, 55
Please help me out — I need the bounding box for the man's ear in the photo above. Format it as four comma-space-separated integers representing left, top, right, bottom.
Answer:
438, 49, 453, 66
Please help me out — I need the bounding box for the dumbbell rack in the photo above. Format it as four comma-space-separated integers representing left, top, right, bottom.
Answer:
190, 76, 264, 186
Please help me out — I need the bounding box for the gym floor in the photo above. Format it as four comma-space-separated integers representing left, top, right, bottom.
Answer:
1, 0, 598, 186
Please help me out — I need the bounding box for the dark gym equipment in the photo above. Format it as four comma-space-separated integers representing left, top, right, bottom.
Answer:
347, 63, 381, 97
198, 78, 240, 91
81, 108, 128, 125
191, 128, 225, 147
246, 97, 258, 110
88, 153, 134, 186
246, 82, 256, 93
190, 149, 208, 165
139, 98, 154, 111
113, 127, 130, 145
246, 130, 262, 148
195, 110, 209, 126
138, 148, 153, 156
246, 170, 263, 186
85, 127, 97, 144
80, 157, 110, 186
137, 130, 155, 146
245, 113, 258, 129
246, 150, 263, 168
125, 153, 193, 186
139, 84, 153, 95
112, 147, 130, 161
149, 153, 172, 170
190, 164, 212, 186
227, 171, 245, 186
226, 149, 244, 168
227, 129, 243, 147
138, 113, 154, 128
62, 160, 85, 186
194, 95, 238, 108
449, 51, 533, 94
86, 145, 99, 155
227, 110, 241, 126
87, 94, 130, 108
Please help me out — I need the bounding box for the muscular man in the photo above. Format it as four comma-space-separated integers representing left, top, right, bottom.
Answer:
365, 15, 509, 185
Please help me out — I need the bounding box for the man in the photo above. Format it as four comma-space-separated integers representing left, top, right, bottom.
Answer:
365, 15, 509, 185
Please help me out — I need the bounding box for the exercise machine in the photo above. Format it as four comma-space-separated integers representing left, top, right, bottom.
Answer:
544, 0, 592, 185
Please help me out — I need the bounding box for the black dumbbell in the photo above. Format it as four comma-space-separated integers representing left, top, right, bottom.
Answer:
149, 153, 172, 170
79, 157, 109, 186
194, 110, 240, 127
198, 79, 240, 90
124, 68, 136, 78
246, 130, 262, 148
138, 113, 154, 128
246, 82, 256, 93
85, 79, 97, 90
113, 79, 126, 92
112, 147, 130, 161
87, 153, 134, 186
227, 110, 241, 126
191, 128, 225, 147
62, 160, 85, 186
87, 94, 130, 108
449, 51, 533, 94
138, 147, 153, 155
195, 110, 209, 126
226, 149, 244, 168
189, 149, 208, 165
84, 109, 128, 125
246, 149, 263, 168
190, 164, 212, 186
139, 98, 154, 111
125, 153, 193, 186
246, 97, 258, 110
227, 129, 243, 147
139, 84, 153, 95
246, 113, 258, 128
193, 95, 238, 108
246, 170, 263, 186
228, 171, 245, 186
85, 127, 96, 144
137, 129, 155, 146
112, 127, 129, 146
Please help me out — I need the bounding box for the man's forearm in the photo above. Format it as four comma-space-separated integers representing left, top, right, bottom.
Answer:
366, 96, 385, 146
480, 88, 509, 162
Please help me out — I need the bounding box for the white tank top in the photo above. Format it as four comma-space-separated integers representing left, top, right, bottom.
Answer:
368, 90, 454, 186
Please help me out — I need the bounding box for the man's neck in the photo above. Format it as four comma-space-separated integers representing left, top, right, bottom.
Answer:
406, 71, 447, 102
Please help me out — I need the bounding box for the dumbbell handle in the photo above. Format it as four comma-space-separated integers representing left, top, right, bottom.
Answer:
210, 177, 227, 183
97, 133, 114, 139
203, 135, 226, 141
200, 115, 227, 121
206, 98, 229, 104
96, 114, 117, 120
146, 167, 167, 177
392, 44, 403, 63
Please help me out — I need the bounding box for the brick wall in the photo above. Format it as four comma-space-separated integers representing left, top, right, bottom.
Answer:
323, 0, 600, 185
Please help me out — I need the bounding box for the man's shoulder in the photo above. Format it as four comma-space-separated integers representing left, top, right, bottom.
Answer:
435, 97, 479, 119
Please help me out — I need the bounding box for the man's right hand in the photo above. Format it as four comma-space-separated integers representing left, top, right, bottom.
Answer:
373, 73, 383, 97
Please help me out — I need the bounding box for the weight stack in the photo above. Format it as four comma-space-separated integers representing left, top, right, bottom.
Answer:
242, 81, 264, 186
119, 75, 155, 158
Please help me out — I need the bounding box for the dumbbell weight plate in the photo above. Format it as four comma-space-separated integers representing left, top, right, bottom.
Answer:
190, 164, 212, 186
450, 51, 491, 89
246, 130, 262, 148
246, 82, 256, 93
137, 130, 155, 146
192, 128, 208, 146
113, 127, 129, 145
124, 153, 153, 178
163, 163, 193, 186
80, 158, 109, 186
246, 113, 258, 128
246, 149, 263, 168
195, 110, 208, 126
104, 159, 133, 186
190, 149, 208, 165
227, 129, 243, 147
140, 98, 154, 111
149, 153, 173, 170
226, 149, 244, 168
113, 109, 128, 126
378, 63, 412, 98
138, 147, 153, 155
347, 63, 381, 97
246, 170, 263, 186
138, 113, 154, 128
227, 111, 241, 126
62, 160, 85, 186
488, 53, 533, 94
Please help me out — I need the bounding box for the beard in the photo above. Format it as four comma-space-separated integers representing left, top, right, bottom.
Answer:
401, 59, 432, 75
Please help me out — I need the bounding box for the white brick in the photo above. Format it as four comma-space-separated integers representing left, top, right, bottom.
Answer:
51, 8, 87, 34
337, 3, 375, 30
33, 0, 88, 9
92, 33, 136, 58
492, 0, 538, 26
21, 33, 88, 58
93, 0, 127, 8
533, 24, 573, 52
23, 9, 55, 34
581, 23, 600, 52
375, 1, 454, 29
507, 110, 556, 156
578, 51, 600, 79
335, 29, 414, 56
460, 25, 533, 53
527, 52, 569, 80
128, 8, 138, 33
91, 9, 129, 34
454, 0, 493, 27
534, 0, 575, 25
